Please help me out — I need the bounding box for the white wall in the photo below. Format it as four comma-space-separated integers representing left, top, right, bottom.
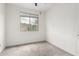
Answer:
0, 4, 5, 52
46, 4, 78, 55
76, 3, 79, 56
6, 4, 46, 46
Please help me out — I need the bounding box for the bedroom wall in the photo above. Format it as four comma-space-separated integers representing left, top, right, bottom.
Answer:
45, 4, 78, 55
0, 4, 5, 52
5, 4, 46, 46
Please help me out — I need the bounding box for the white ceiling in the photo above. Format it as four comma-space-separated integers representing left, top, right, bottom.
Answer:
8, 3, 56, 12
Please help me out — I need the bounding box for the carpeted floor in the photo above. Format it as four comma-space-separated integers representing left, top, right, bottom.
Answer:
0, 41, 72, 56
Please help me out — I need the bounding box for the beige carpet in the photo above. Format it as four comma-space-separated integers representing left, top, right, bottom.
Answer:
0, 41, 72, 56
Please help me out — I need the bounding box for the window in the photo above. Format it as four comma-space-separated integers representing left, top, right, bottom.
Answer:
20, 12, 39, 32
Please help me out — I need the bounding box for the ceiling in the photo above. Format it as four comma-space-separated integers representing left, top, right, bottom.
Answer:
8, 3, 56, 12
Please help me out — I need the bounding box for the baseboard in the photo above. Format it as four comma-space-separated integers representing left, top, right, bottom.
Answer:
46, 40, 74, 56
6, 40, 46, 48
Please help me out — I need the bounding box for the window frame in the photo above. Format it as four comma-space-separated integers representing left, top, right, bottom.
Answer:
20, 13, 39, 32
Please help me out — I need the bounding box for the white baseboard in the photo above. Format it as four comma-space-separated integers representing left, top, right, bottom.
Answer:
46, 40, 75, 56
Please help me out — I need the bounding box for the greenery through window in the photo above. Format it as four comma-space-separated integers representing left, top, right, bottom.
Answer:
20, 13, 39, 32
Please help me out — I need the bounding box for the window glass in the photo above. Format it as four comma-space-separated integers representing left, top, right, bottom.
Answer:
20, 15, 39, 32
